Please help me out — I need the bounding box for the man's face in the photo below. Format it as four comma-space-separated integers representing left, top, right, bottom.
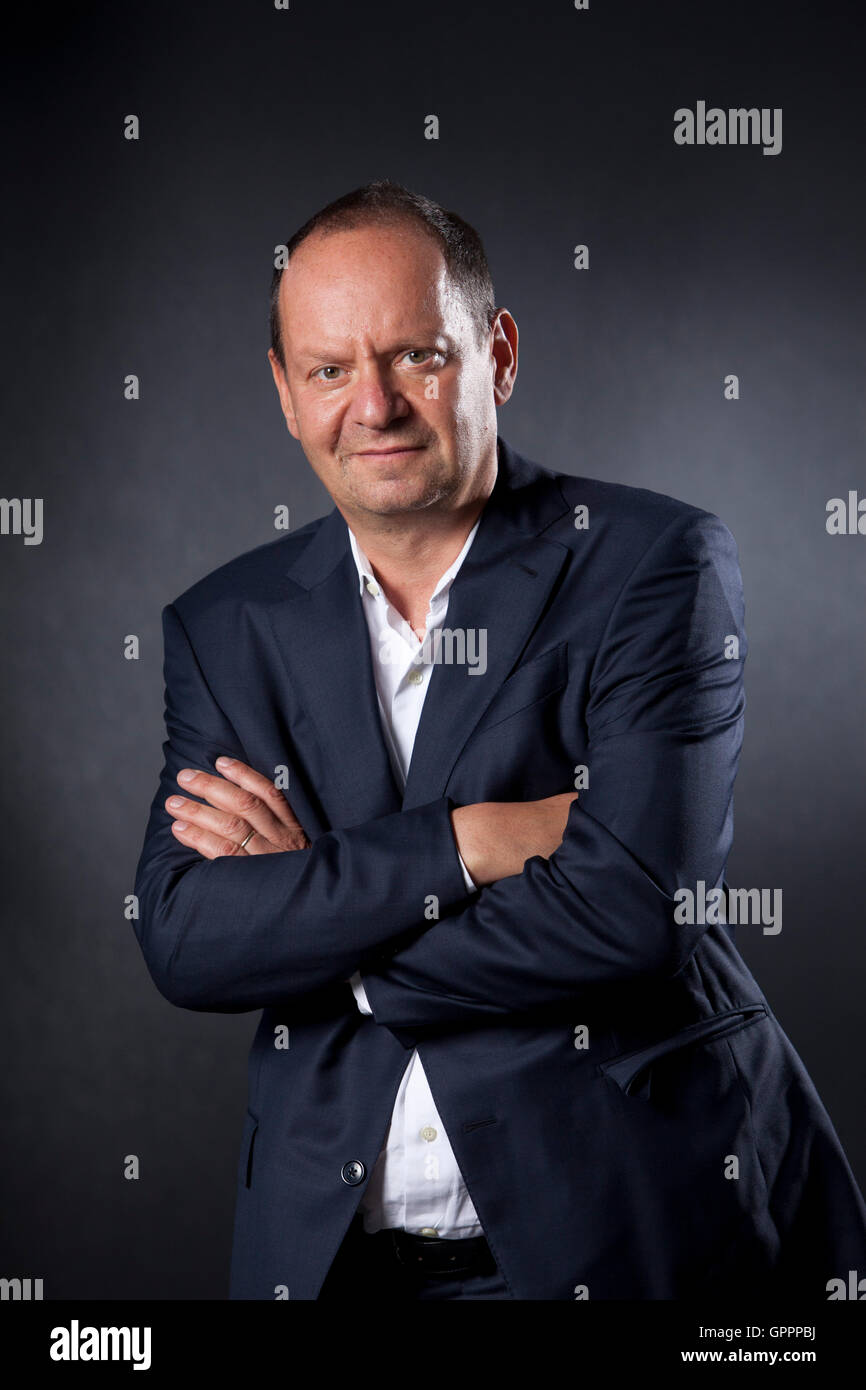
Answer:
268, 220, 512, 523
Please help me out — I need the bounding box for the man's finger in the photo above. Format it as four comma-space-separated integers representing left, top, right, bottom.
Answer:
166, 795, 263, 851
174, 767, 286, 843
174, 764, 308, 850
170, 817, 250, 861
213, 756, 306, 832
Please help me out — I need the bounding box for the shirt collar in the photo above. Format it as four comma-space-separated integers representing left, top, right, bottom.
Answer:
346, 516, 481, 602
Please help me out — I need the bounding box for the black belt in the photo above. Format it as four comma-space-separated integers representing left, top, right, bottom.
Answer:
364, 1224, 496, 1276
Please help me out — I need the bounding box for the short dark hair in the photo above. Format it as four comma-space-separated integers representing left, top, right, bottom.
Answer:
269, 179, 498, 370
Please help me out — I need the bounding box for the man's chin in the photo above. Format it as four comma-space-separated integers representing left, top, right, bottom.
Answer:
348, 486, 446, 517
344, 467, 450, 516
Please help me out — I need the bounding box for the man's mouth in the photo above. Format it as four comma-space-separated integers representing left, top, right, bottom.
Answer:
352, 446, 425, 460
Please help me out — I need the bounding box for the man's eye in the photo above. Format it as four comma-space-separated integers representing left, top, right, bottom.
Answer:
401, 349, 441, 367
313, 365, 344, 381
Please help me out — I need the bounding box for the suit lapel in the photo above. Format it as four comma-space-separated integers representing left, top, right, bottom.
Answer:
267, 506, 403, 827
267, 437, 573, 827
401, 438, 573, 809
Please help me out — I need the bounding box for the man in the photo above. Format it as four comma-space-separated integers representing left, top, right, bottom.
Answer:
133, 180, 866, 1300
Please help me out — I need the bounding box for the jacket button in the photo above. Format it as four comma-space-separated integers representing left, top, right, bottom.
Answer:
341, 1160, 366, 1186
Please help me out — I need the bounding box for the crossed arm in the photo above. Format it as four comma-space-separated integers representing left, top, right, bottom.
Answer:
163, 757, 577, 885
133, 511, 745, 1025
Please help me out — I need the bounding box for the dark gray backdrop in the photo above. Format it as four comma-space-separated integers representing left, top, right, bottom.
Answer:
1, 0, 863, 1297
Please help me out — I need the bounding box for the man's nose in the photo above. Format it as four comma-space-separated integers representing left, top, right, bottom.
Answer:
350, 365, 410, 428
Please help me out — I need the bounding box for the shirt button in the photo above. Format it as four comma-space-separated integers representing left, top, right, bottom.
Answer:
420, 1126, 438, 1143
365, 578, 380, 596
407, 669, 425, 685
341, 1160, 366, 1186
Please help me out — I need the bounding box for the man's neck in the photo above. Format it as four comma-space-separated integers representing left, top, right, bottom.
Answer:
342, 465, 496, 635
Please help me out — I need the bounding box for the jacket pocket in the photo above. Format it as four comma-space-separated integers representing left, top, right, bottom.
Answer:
240, 1108, 259, 1189
470, 641, 569, 737
599, 1003, 767, 1097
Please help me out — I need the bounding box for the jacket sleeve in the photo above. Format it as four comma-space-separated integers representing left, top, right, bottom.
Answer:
360, 511, 747, 1029
132, 603, 470, 1013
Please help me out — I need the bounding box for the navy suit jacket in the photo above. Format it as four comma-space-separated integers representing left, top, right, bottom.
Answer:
133, 436, 866, 1299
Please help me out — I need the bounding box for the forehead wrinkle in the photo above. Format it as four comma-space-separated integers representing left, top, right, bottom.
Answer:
286, 292, 456, 364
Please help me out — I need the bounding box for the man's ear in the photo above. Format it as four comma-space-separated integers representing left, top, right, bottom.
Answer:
490, 309, 518, 407
267, 348, 300, 439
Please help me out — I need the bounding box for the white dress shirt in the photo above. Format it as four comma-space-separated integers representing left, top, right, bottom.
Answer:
346, 518, 485, 1238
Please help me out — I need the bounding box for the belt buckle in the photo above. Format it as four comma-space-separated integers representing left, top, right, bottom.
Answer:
391, 1230, 434, 1270
392, 1229, 478, 1276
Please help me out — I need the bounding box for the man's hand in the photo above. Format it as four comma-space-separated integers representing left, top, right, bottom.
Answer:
451, 792, 579, 887
165, 756, 311, 859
